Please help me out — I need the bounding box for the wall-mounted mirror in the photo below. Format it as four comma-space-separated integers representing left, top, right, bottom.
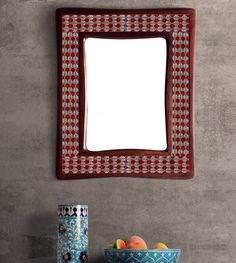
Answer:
84, 37, 167, 152
56, 8, 196, 179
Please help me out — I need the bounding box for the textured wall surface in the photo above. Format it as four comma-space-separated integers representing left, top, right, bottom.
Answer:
0, 1, 236, 263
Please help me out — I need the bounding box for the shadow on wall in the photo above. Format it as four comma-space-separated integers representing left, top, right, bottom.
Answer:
92, 256, 105, 263
26, 212, 56, 262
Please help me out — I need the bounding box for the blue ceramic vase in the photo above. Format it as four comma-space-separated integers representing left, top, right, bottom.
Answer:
57, 204, 88, 263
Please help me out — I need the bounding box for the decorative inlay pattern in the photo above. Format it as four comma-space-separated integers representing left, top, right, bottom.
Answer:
57, 9, 194, 179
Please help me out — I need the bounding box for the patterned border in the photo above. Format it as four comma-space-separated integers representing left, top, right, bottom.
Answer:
104, 249, 181, 263
58, 205, 88, 217
56, 8, 195, 179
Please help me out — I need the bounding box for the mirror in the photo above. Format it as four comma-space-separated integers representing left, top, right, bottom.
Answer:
84, 37, 167, 152
56, 8, 196, 179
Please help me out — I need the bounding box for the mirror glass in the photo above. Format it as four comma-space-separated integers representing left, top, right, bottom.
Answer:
84, 37, 167, 151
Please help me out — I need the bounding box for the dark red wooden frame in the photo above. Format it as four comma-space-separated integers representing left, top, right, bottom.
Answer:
56, 8, 196, 180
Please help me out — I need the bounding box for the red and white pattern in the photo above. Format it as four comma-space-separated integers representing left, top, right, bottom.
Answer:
59, 11, 192, 178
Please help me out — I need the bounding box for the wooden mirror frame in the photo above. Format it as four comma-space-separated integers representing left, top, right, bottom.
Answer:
56, 8, 196, 179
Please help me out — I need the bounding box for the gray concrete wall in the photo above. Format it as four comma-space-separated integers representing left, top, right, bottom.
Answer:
0, 0, 236, 262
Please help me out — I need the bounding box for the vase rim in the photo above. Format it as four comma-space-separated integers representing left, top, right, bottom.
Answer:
58, 204, 88, 207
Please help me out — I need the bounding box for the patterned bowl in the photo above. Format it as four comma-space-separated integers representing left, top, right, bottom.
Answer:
103, 248, 181, 263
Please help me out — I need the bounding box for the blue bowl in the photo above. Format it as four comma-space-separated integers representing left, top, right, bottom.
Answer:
103, 249, 181, 263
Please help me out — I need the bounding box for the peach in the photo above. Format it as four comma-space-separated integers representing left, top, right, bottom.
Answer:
126, 236, 147, 249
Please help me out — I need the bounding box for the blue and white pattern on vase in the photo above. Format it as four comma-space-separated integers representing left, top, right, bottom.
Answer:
57, 204, 88, 263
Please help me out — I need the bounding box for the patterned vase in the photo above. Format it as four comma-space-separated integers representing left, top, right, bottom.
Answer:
57, 204, 88, 263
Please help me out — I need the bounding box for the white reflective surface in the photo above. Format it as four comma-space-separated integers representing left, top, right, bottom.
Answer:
84, 37, 167, 151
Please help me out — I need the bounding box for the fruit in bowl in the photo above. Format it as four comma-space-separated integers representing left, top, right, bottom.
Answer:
154, 242, 169, 250
104, 236, 181, 263
126, 235, 147, 249
113, 239, 127, 249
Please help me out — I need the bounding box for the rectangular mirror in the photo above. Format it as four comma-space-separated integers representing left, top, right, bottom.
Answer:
85, 37, 167, 152
56, 8, 196, 179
